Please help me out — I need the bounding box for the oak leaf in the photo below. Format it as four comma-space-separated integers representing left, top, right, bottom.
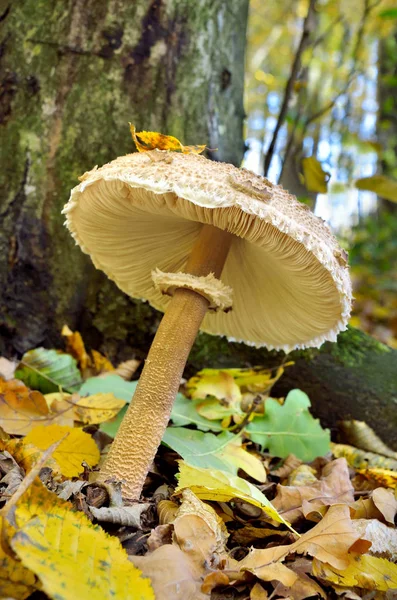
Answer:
372, 487, 397, 525
271, 458, 354, 523
238, 505, 362, 572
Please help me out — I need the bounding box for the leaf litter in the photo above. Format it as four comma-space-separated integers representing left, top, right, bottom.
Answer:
1, 327, 397, 599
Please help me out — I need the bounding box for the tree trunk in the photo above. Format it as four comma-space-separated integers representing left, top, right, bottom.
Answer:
0, 0, 249, 356
188, 327, 397, 450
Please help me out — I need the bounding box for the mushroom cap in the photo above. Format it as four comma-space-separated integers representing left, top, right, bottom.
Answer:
63, 151, 352, 352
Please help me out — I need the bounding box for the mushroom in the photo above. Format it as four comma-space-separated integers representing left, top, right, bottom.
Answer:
63, 151, 352, 500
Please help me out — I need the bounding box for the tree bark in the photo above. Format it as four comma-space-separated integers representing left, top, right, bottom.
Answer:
188, 327, 397, 450
0, 0, 249, 356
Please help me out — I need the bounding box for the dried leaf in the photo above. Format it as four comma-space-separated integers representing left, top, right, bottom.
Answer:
0, 378, 49, 435
0, 357, 17, 380
356, 467, 397, 489
238, 505, 361, 571
372, 488, 397, 525
352, 519, 397, 561
131, 544, 208, 600
90, 349, 114, 374
5, 439, 59, 475
271, 458, 354, 524
231, 524, 291, 546
243, 561, 298, 586
158, 500, 179, 525
250, 582, 269, 599
312, 554, 397, 592
201, 571, 229, 594
176, 461, 294, 531
89, 504, 150, 526
113, 359, 140, 381
271, 455, 303, 479
340, 421, 397, 459
130, 124, 206, 155
24, 424, 100, 477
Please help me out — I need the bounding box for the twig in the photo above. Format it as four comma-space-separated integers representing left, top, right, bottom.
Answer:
263, 0, 317, 176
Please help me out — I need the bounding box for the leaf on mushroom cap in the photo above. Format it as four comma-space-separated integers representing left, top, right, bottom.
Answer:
63, 152, 352, 351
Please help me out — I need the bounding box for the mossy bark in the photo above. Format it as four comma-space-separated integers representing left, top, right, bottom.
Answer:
188, 326, 397, 450
0, 0, 248, 355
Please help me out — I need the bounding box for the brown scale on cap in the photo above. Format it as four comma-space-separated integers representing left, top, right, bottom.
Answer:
63, 151, 352, 500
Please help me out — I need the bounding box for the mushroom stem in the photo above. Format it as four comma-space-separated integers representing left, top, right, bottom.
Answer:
98, 224, 234, 500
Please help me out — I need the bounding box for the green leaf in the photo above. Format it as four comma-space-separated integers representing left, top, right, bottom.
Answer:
100, 405, 128, 437
163, 428, 266, 481
355, 175, 397, 203
378, 8, 397, 19
79, 375, 138, 402
301, 157, 330, 193
170, 394, 223, 432
15, 348, 82, 394
245, 390, 330, 461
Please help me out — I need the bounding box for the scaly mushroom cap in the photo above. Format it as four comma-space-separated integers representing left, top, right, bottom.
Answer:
63, 151, 352, 351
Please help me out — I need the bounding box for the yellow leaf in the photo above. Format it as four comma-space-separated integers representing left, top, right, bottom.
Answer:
332, 443, 397, 471
187, 370, 242, 404
73, 393, 126, 424
91, 349, 114, 373
356, 467, 397, 489
312, 554, 397, 591
24, 424, 100, 477
130, 124, 206, 154
176, 461, 294, 531
62, 325, 90, 371
340, 420, 397, 459
0, 517, 38, 600
0, 377, 50, 435
5, 439, 59, 475
218, 436, 267, 482
11, 480, 154, 600
301, 157, 330, 193
355, 175, 397, 203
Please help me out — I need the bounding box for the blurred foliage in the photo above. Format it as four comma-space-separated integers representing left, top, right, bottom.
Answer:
348, 211, 397, 348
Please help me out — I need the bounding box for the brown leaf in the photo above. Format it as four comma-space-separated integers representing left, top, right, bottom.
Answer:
239, 505, 361, 571
372, 488, 397, 525
131, 544, 208, 600
201, 571, 229, 594
272, 458, 354, 523
250, 582, 269, 599
147, 524, 173, 551
89, 504, 150, 526
113, 359, 141, 381
273, 560, 327, 600
271, 454, 303, 479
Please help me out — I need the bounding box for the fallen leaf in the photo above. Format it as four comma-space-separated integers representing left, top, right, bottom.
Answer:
113, 359, 140, 380
24, 424, 100, 477
15, 348, 82, 394
62, 325, 91, 371
250, 582, 269, 599
340, 420, 397, 459
273, 564, 327, 600
287, 464, 318, 486
91, 349, 114, 374
5, 439, 59, 475
131, 544, 208, 600
372, 488, 397, 524
312, 554, 397, 592
271, 458, 354, 524
246, 390, 330, 461
11, 489, 154, 600
238, 505, 361, 571
74, 392, 126, 424
356, 467, 397, 489
89, 504, 150, 526
242, 561, 298, 586
163, 428, 267, 481
0, 517, 38, 600
201, 571, 229, 594
271, 454, 303, 479
0, 357, 17, 380
130, 124, 206, 155
352, 519, 397, 561
0, 378, 73, 435
231, 524, 291, 546
332, 442, 397, 471
171, 394, 223, 432
176, 461, 293, 531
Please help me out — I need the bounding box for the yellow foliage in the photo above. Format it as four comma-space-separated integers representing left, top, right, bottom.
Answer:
356, 467, 397, 489
6, 438, 59, 474
312, 554, 397, 591
24, 424, 100, 477
73, 393, 126, 425
130, 124, 206, 155
176, 461, 293, 531
62, 325, 90, 371
10, 479, 154, 600
0, 517, 38, 600
301, 157, 330, 193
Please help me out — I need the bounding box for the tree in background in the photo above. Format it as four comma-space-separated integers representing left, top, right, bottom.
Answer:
0, 0, 249, 356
